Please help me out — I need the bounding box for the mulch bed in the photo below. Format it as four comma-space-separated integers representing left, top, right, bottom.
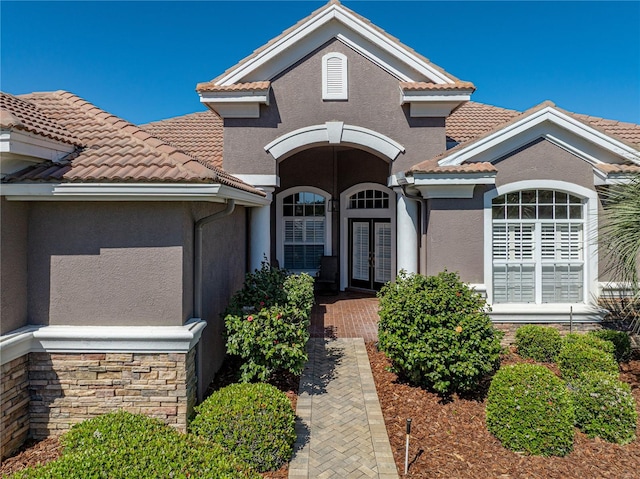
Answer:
367, 342, 640, 478
0, 355, 299, 479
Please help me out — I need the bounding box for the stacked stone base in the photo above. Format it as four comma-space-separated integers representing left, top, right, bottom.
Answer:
495, 322, 602, 345
1, 349, 196, 460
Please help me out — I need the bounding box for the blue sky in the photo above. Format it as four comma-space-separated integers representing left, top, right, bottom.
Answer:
2, 1, 639, 125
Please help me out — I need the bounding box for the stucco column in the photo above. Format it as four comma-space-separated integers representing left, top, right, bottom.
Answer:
396, 191, 419, 274
249, 189, 273, 271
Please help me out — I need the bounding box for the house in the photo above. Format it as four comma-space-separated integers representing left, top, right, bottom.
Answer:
1, 0, 639, 459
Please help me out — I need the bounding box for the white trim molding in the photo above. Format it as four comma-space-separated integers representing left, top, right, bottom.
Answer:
264, 122, 405, 162
412, 171, 496, 199
400, 90, 474, 118
215, 2, 457, 86
231, 174, 280, 188
483, 180, 601, 322
199, 86, 270, 119
0, 319, 207, 366
1, 183, 269, 207
437, 106, 640, 168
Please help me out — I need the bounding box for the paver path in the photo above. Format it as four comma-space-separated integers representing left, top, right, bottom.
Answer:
289, 338, 398, 479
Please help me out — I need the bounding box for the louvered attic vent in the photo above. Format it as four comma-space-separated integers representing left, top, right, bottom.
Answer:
322, 52, 348, 100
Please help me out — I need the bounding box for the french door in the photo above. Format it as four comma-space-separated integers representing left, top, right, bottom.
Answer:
349, 219, 392, 290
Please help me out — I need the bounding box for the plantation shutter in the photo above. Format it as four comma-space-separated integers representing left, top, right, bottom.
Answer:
322, 52, 348, 100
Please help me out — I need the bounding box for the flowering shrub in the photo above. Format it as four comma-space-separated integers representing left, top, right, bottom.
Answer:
377, 270, 503, 396
224, 262, 314, 382
570, 371, 637, 445
486, 364, 575, 456
588, 329, 632, 363
11, 411, 259, 478
190, 383, 296, 472
557, 340, 618, 381
514, 325, 563, 362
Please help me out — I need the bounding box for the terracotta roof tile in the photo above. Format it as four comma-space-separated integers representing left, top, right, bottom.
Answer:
0, 91, 81, 145
571, 113, 640, 147
3, 91, 262, 195
196, 81, 271, 93
409, 160, 496, 174
141, 111, 223, 169
446, 101, 520, 144
594, 163, 640, 174
400, 81, 476, 92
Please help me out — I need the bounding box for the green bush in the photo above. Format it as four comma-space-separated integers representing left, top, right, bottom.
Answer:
588, 329, 632, 362
190, 383, 296, 472
486, 364, 575, 456
571, 371, 637, 445
10, 411, 258, 479
563, 333, 615, 356
514, 325, 563, 362
224, 262, 314, 382
377, 270, 503, 396
557, 340, 619, 381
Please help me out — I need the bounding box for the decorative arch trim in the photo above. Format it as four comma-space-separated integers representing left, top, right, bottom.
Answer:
264, 122, 405, 161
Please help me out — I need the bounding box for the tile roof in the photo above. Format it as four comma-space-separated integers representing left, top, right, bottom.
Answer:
196, 81, 270, 93
414, 100, 640, 174
0, 91, 81, 145
400, 81, 476, 92
593, 163, 640, 174
411, 162, 497, 174
206, 0, 465, 86
3, 91, 262, 195
142, 111, 223, 169
446, 101, 520, 144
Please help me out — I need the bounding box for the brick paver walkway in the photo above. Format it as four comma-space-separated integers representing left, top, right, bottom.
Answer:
289, 291, 398, 479
310, 292, 380, 341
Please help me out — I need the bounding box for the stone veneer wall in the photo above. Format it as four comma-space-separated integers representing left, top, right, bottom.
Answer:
495, 322, 601, 345
1, 355, 30, 460
28, 349, 197, 440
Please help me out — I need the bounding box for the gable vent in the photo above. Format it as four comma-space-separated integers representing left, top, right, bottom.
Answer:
322, 52, 348, 100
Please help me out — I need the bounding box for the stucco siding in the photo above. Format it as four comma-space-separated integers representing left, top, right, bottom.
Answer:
188, 203, 247, 386
494, 138, 594, 189
27, 202, 187, 327
426, 188, 485, 282
223, 39, 445, 176
1, 198, 29, 334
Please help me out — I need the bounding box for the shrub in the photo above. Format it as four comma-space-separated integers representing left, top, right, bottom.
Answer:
10, 411, 258, 479
571, 371, 637, 445
557, 340, 618, 381
514, 325, 563, 362
224, 262, 314, 382
588, 329, 632, 362
563, 333, 615, 356
486, 364, 575, 456
190, 383, 296, 472
377, 270, 503, 396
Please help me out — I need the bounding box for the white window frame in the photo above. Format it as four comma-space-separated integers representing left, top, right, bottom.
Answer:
276, 186, 332, 274
483, 180, 599, 314
322, 52, 348, 100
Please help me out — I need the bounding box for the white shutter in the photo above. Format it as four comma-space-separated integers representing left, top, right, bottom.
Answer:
322, 52, 348, 100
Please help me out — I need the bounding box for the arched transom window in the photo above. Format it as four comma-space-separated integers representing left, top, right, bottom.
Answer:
491, 189, 585, 303
348, 189, 389, 209
282, 192, 326, 270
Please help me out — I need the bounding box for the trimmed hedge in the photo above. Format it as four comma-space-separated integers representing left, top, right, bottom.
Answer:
588, 329, 632, 363
563, 333, 615, 356
190, 383, 296, 472
224, 262, 314, 382
571, 371, 638, 445
557, 340, 619, 381
515, 325, 563, 362
377, 271, 503, 396
486, 364, 575, 456
9, 411, 258, 479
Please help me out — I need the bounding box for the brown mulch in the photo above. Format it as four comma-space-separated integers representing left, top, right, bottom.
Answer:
367, 342, 640, 478
0, 356, 299, 479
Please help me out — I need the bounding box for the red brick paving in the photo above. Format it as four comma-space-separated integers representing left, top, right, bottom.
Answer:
310, 291, 380, 342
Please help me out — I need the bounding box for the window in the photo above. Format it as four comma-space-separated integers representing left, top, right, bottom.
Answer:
492, 189, 584, 303
348, 189, 389, 209
282, 192, 326, 270
322, 52, 348, 100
